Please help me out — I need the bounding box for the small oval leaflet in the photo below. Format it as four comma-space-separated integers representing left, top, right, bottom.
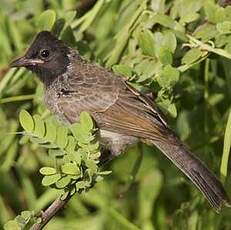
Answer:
40, 167, 56, 175
182, 48, 203, 65
33, 114, 46, 138
80, 111, 94, 131
19, 110, 34, 133
45, 120, 57, 143
55, 176, 72, 189
56, 126, 68, 149
112, 64, 133, 77
61, 162, 81, 175
42, 174, 61, 186
138, 29, 156, 57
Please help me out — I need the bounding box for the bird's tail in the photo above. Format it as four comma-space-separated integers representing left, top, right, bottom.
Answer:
148, 132, 230, 212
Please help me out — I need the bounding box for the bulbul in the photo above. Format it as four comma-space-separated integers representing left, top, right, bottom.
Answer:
10, 31, 230, 211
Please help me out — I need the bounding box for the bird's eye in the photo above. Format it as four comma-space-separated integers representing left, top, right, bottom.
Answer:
40, 49, 50, 59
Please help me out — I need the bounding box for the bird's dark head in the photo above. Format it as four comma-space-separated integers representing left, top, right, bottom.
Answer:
10, 31, 71, 85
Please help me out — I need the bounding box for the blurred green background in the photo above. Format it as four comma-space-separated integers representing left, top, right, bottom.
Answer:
1, 0, 231, 229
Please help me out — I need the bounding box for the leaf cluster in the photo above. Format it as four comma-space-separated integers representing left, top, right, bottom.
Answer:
19, 110, 110, 196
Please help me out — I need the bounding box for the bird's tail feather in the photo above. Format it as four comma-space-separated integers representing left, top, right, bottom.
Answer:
149, 132, 230, 211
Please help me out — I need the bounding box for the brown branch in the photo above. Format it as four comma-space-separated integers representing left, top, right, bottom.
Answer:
30, 194, 72, 230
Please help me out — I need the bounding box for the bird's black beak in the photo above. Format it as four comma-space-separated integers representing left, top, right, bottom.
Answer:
10, 56, 44, 68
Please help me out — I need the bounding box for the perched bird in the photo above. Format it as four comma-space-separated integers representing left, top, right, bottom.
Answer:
10, 31, 230, 211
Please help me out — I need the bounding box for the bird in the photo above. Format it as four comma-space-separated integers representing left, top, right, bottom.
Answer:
10, 30, 230, 211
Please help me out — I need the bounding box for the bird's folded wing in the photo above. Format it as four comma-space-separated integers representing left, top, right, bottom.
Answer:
57, 78, 170, 142
95, 89, 170, 141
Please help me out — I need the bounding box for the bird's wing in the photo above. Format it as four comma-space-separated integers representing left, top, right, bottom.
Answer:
57, 61, 169, 140
94, 80, 170, 141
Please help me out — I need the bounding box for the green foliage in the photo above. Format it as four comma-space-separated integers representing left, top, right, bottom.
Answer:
4, 211, 35, 230
1, 0, 231, 229
19, 110, 106, 196
4, 109, 107, 228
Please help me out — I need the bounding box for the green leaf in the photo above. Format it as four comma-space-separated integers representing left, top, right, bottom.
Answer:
151, 13, 175, 28
42, 174, 61, 186
80, 111, 94, 132
98, 170, 112, 175
180, 12, 199, 24
61, 163, 81, 175
19, 110, 34, 133
217, 21, 231, 34
157, 65, 180, 87
4, 220, 21, 230
63, 10, 77, 25
153, 31, 177, 57
159, 49, 173, 65
135, 59, 161, 82
20, 211, 32, 221
40, 167, 56, 175
204, 2, 225, 24
30, 136, 47, 144
55, 176, 72, 189
61, 26, 76, 47
33, 115, 45, 138
45, 120, 57, 143
176, 111, 191, 141
36, 10, 56, 31
56, 126, 68, 149
76, 181, 90, 191
138, 30, 155, 57
112, 65, 133, 77
85, 159, 98, 173
167, 103, 177, 118
65, 136, 76, 154
182, 48, 203, 65
157, 99, 177, 118
86, 142, 100, 153
71, 123, 91, 144
162, 31, 177, 53
194, 24, 217, 42
67, 151, 82, 166
48, 149, 65, 157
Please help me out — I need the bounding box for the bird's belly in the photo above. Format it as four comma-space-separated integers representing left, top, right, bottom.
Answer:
99, 129, 138, 156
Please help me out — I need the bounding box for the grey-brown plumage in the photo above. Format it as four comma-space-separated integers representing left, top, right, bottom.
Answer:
10, 31, 230, 211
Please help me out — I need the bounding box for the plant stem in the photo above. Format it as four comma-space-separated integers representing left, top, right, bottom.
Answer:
220, 109, 231, 183
0, 94, 35, 104
108, 207, 141, 230
204, 59, 209, 148
30, 195, 72, 230
120, 144, 143, 195
187, 34, 231, 60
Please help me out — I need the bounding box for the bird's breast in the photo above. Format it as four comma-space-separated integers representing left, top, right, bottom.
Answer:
44, 86, 71, 123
